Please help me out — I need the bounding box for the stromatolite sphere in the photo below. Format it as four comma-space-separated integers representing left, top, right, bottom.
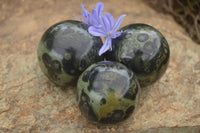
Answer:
77, 61, 140, 124
37, 20, 103, 86
109, 24, 170, 87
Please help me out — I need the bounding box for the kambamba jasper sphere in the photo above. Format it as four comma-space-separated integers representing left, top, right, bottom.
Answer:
108, 24, 170, 87
77, 61, 140, 124
38, 20, 103, 86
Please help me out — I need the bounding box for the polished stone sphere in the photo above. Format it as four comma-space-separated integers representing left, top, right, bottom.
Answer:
38, 20, 103, 86
108, 24, 170, 87
77, 61, 140, 124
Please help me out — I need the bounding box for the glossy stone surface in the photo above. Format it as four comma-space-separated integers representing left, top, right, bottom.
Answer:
109, 24, 170, 87
37, 20, 103, 86
77, 61, 141, 124
2, 0, 200, 132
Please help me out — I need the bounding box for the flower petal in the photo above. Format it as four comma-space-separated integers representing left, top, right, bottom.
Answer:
90, 9, 103, 27
111, 31, 122, 39
89, 9, 98, 25
88, 26, 106, 37
104, 13, 115, 30
112, 14, 126, 33
101, 14, 110, 32
81, 4, 90, 23
99, 37, 111, 56
95, 2, 104, 16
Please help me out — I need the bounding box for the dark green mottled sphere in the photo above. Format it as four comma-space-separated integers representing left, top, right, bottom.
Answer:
108, 24, 170, 87
37, 20, 103, 86
77, 61, 141, 124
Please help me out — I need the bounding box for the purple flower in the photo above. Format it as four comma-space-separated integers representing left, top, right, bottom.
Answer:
89, 13, 126, 55
81, 2, 126, 56
81, 2, 104, 27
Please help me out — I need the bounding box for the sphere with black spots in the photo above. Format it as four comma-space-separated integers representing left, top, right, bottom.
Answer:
37, 20, 104, 86
77, 61, 141, 124
108, 24, 170, 87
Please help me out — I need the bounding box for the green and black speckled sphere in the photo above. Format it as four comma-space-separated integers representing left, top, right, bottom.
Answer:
108, 24, 170, 87
37, 20, 103, 86
77, 61, 141, 124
